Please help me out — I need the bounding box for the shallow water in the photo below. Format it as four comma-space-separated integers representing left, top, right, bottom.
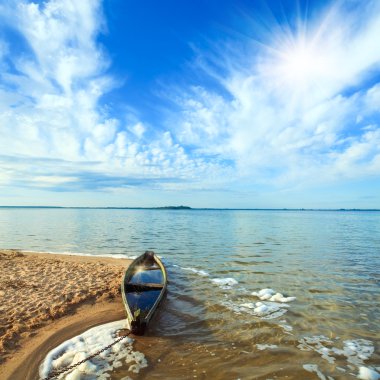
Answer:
1, 208, 379, 379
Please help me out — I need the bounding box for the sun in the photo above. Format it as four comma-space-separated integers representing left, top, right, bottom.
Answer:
257, 17, 336, 103
273, 44, 328, 87
279, 46, 324, 82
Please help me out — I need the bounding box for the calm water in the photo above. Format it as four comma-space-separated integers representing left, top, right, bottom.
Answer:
1, 208, 379, 379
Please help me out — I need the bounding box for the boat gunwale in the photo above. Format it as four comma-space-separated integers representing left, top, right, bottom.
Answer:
121, 253, 167, 329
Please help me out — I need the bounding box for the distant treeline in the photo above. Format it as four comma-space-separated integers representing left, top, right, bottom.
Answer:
0, 205, 192, 210
1, 206, 379, 211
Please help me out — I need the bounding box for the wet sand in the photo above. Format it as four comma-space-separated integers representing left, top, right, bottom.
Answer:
0, 249, 131, 380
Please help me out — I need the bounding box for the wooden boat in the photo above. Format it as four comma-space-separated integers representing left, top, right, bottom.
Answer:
121, 251, 167, 335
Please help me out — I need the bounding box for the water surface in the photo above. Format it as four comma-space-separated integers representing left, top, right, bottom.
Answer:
1, 208, 379, 379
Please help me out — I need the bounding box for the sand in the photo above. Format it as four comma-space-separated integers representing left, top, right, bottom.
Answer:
0, 249, 131, 379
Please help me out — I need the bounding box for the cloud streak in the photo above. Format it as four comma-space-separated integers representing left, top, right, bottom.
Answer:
0, 0, 229, 194
0, 0, 379, 206
171, 0, 380, 189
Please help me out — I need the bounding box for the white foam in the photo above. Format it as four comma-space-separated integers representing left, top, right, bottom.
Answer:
211, 278, 238, 290
181, 267, 210, 277
222, 299, 289, 320
279, 323, 293, 333
251, 288, 275, 299
39, 320, 147, 379
269, 293, 296, 302
22, 249, 137, 260
240, 302, 255, 309
341, 340, 375, 365
298, 336, 377, 376
298, 335, 336, 364
303, 364, 334, 380
252, 288, 296, 303
358, 367, 380, 380
241, 301, 290, 319
224, 287, 295, 323
328, 339, 375, 367
254, 301, 269, 314
256, 344, 278, 351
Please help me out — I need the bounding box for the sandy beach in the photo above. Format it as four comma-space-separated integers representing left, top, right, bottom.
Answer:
0, 249, 131, 380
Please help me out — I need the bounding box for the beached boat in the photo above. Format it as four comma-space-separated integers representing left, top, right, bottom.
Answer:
121, 251, 167, 335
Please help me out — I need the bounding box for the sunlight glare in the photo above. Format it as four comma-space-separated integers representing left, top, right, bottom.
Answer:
258, 13, 338, 103
272, 39, 330, 95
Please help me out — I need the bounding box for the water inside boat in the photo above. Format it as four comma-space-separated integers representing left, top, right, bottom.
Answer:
125, 265, 164, 315
129, 266, 164, 284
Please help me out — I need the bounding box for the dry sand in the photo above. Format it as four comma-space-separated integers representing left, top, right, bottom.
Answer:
0, 249, 131, 379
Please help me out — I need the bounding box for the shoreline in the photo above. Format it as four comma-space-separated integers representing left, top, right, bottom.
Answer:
0, 249, 131, 380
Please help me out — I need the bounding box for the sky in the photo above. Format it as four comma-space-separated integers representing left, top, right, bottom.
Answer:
0, 0, 380, 208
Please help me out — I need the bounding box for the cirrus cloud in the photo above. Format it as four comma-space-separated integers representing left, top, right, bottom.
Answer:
0, 0, 230, 195
0, 0, 379, 207
170, 0, 380, 189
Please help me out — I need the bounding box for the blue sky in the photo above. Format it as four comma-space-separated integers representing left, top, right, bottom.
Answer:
0, 0, 380, 208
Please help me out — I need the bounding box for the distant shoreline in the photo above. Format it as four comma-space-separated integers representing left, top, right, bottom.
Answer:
0, 206, 379, 211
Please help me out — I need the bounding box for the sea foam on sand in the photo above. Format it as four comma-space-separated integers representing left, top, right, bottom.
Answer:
39, 320, 147, 380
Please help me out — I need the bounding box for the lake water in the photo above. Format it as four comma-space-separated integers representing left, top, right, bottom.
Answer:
0, 208, 379, 379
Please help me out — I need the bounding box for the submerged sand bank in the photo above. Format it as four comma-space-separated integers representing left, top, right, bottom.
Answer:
0, 249, 131, 379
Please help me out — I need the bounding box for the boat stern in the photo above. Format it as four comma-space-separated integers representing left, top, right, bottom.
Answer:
131, 319, 147, 335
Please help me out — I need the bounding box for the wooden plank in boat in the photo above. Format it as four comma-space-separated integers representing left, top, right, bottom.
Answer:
125, 282, 164, 291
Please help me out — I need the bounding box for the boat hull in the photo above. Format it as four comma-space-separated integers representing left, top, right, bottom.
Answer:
121, 251, 167, 335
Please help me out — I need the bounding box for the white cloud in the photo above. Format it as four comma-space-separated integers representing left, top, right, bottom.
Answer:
0, 0, 109, 161
0, 0, 379, 203
171, 0, 380, 188
0, 0, 228, 192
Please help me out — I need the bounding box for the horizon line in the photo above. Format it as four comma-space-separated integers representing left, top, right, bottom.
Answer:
0, 206, 379, 211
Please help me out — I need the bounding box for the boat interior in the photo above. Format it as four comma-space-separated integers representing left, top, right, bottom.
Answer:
124, 264, 165, 315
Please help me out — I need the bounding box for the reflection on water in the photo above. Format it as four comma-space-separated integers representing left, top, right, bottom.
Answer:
126, 290, 162, 317
0, 209, 379, 379
130, 268, 164, 284
125, 265, 164, 316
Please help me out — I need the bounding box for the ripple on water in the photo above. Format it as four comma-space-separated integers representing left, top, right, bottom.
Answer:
1, 209, 378, 379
